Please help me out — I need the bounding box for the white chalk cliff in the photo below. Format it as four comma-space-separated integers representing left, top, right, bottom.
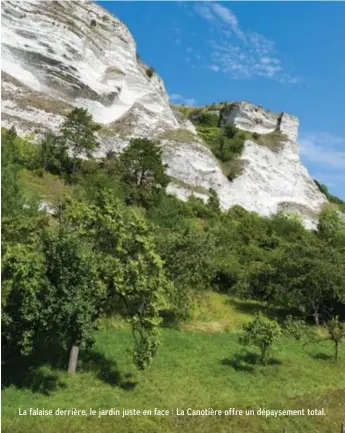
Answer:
1, 0, 327, 227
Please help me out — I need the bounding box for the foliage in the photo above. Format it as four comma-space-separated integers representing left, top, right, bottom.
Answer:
283, 315, 314, 343
197, 112, 219, 127
1, 128, 24, 218
62, 191, 171, 369
317, 206, 345, 249
60, 107, 101, 176
207, 188, 221, 213
146, 66, 155, 78
326, 316, 345, 361
240, 312, 281, 365
196, 124, 245, 179
118, 138, 169, 206
38, 131, 71, 175
314, 180, 345, 211
2, 229, 105, 371
155, 225, 217, 320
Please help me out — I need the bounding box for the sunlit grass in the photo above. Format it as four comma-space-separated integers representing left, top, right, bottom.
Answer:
2, 294, 344, 433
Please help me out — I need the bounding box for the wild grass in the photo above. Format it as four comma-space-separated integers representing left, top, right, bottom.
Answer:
21, 169, 74, 203
2, 294, 344, 433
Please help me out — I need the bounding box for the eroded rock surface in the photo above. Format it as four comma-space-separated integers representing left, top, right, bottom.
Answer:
1, 0, 327, 227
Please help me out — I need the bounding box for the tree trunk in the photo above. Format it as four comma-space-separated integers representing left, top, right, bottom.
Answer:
313, 310, 320, 326
335, 342, 339, 362
68, 345, 79, 373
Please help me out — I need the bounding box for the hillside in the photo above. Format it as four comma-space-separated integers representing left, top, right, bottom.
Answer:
2, 292, 345, 433
1, 0, 329, 228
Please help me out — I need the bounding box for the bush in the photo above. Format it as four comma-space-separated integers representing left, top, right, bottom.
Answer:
90, 19, 97, 27
198, 113, 219, 127
253, 132, 260, 140
146, 67, 155, 78
239, 312, 281, 365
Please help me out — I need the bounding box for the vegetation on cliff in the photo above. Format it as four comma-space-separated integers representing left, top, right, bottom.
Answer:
2, 108, 345, 433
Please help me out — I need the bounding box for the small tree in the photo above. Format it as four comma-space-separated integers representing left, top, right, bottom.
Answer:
119, 138, 169, 206
240, 312, 281, 365
39, 132, 70, 175
42, 229, 106, 373
326, 316, 345, 362
2, 230, 106, 373
63, 191, 171, 369
208, 188, 220, 213
60, 108, 101, 177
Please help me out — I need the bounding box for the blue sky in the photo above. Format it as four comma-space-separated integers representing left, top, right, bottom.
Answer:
98, 1, 345, 199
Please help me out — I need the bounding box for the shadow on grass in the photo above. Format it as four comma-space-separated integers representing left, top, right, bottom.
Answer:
2, 346, 136, 394
2, 355, 67, 396
228, 298, 298, 324
79, 350, 137, 390
309, 352, 333, 361
221, 352, 281, 373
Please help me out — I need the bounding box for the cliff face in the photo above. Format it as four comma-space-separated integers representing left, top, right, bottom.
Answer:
1, 0, 327, 227
1, 0, 179, 137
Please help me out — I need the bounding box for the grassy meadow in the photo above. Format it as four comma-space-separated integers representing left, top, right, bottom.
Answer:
2, 294, 344, 433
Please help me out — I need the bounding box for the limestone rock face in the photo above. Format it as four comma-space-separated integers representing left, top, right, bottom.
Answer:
220, 101, 299, 142
1, 0, 179, 136
1, 0, 327, 227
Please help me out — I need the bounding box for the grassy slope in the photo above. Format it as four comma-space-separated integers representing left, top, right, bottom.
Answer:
20, 169, 74, 203
2, 293, 344, 433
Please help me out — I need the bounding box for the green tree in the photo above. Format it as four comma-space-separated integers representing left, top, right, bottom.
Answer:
318, 206, 345, 249
2, 243, 47, 358
119, 138, 169, 206
155, 225, 217, 321
240, 312, 281, 365
38, 132, 70, 175
63, 190, 171, 369
2, 230, 106, 373
60, 108, 101, 176
326, 316, 345, 362
207, 188, 221, 213
42, 229, 106, 373
1, 128, 23, 218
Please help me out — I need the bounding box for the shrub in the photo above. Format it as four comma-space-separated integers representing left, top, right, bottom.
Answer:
253, 132, 260, 140
198, 113, 219, 127
90, 19, 97, 27
146, 66, 155, 78
239, 312, 281, 365
326, 316, 345, 362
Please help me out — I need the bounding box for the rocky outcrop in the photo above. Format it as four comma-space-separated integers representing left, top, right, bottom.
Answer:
1, 0, 327, 228
220, 101, 299, 142
1, 0, 179, 136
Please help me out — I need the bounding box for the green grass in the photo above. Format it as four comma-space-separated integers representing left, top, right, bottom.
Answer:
21, 169, 74, 204
159, 129, 198, 144
2, 294, 344, 433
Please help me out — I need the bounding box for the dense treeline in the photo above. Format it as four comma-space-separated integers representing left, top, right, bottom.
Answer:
2, 108, 345, 374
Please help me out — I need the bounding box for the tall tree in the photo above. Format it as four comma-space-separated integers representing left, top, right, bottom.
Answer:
119, 138, 169, 206
60, 108, 101, 176
63, 190, 171, 369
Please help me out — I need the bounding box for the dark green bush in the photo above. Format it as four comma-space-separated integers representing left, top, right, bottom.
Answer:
146, 67, 155, 78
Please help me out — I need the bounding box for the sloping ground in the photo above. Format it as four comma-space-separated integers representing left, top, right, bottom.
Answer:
2, 293, 344, 433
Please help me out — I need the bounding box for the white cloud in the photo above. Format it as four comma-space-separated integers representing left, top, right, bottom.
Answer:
299, 132, 345, 198
299, 132, 345, 170
193, 2, 299, 83
169, 93, 197, 106
211, 3, 245, 40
